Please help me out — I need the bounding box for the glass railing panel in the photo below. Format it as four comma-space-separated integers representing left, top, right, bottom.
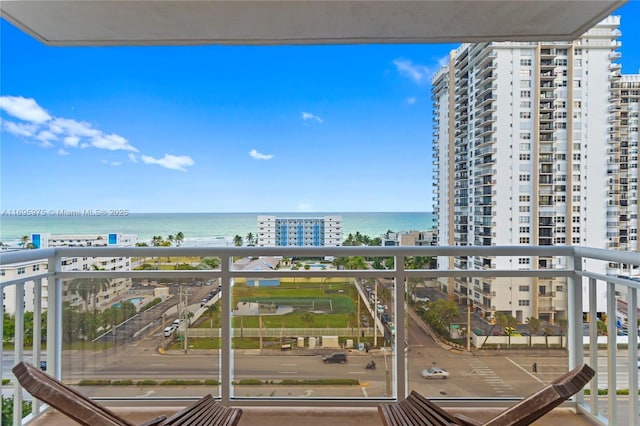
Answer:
228, 254, 397, 399
59, 270, 222, 400
406, 270, 570, 400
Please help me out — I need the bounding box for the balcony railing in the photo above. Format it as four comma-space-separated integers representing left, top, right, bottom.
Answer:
1, 245, 639, 425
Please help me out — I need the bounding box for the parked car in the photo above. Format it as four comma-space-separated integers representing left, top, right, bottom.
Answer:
322, 352, 347, 364
421, 367, 449, 379
163, 326, 174, 337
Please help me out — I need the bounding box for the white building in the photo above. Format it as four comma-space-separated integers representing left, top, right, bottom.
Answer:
432, 16, 637, 324
257, 215, 343, 247
381, 230, 435, 247
1, 233, 137, 314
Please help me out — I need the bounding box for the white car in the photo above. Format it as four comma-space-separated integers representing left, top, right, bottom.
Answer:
421, 367, 449, 379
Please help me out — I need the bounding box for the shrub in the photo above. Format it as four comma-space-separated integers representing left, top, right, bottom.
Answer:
2, 395, 31, 425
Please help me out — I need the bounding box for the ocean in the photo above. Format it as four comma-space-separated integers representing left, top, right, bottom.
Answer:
0, 212, 435, 248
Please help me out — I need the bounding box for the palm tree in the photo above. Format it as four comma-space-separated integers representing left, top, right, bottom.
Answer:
167, 234, 175, 246
505, 315, 518, 348
68, 265, 112, 313
301, 312, 315, 328
205, 303, 220, 328
233, 235, 243, 247
525, 317, 541, 347
558, 319, 568, 348
175, 232, 184, 247
543, 326, 554, 348
246, 232, 255, 246
19, 235, 34, 249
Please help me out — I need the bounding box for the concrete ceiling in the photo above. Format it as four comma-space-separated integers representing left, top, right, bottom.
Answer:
0, 0, 627, 47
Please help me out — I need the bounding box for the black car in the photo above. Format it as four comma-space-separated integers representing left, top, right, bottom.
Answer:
322, 352, 347, 364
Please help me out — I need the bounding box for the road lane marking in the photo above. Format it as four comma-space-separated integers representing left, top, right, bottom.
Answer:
278, 371, 298, 374
505, 357, 545, 384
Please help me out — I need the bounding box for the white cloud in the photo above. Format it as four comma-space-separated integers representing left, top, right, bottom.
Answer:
406, 97, 417, 105
140, 154, 194, 171
36, 130, 57, 143
63, 136, 80, 147
0, 96, 52, 123
249, 149, 274, 160
301, 112, 323, 123
91, 133, 138, 152
2, 120, 38, 137
0, 95, 196, 170
49, 117, 100, 138
393, 56, 449, 85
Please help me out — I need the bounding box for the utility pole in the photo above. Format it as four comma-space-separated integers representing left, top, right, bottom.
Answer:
467, 297, 471, 352
179, 286, 191, 353
374, 280, 378, 347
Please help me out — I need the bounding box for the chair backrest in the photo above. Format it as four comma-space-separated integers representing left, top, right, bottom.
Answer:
13, 361, 135, 426
482, 363, 595, 426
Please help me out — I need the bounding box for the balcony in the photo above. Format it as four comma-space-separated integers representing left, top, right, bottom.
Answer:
2, 245, 638, 425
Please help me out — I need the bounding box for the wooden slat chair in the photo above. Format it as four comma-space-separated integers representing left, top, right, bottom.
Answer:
379, 363, 595, 426
12, 361, 242, 426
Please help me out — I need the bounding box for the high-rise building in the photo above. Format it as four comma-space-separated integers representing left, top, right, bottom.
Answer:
1, 233, 137, 313
257, 215, 343, 247
432, 16, 637, 324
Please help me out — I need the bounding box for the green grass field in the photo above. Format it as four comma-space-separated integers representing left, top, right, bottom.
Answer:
194, 278, 365, 329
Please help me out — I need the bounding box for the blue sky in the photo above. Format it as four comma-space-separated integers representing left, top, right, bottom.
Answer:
1, 2, 639, 213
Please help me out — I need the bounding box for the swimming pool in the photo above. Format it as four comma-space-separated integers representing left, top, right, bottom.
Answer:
112, 297, 145, 308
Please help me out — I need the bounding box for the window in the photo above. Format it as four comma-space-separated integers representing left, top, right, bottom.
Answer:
518, 300, 530, 306
572, 226, 580, 233
520, 58, 532, 66
17, 267, 26, 275
519, 226, 530, 233
519, 195, 530, 202
520, 111, 531, 119
519, 174, 530, 181
519, 153, 530, 161
518, 259, 530, 266
520, 69, 531, 78
555, 237, 566, 244
519, 285, 530, 291
572, 237, 581, 244
519, 132, 531, 140
554, 216, 565, 223
572, 216, 581, 223
520, 80, 531, 88
32, 265, 40, 272
520, 90, 531, 98
519, 216, 530, 223
519, 206, 530, 212
519, 237, 530, 243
